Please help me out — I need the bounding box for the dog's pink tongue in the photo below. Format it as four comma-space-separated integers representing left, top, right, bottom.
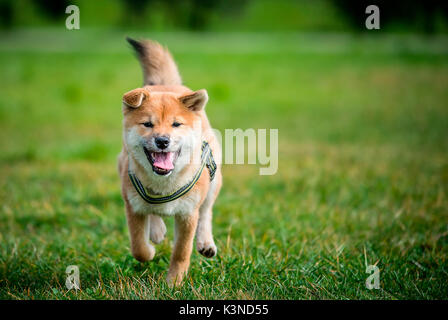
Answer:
153, 152, 174, 170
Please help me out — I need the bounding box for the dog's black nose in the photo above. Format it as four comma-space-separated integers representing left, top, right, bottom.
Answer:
155, 136, 170, 149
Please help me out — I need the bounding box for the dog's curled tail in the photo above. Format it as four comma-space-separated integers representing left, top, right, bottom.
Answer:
126, 37, 182, 86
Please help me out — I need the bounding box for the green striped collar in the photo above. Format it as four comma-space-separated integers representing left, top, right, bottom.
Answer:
128, 141, 216, 204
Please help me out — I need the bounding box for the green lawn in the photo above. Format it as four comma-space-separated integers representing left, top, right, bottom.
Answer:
0, 29, 447, 299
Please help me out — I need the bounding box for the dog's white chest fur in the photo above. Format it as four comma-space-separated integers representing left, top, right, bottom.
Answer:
127, 188, 200, 217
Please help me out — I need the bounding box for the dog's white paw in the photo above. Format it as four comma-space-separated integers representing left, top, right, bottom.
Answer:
150, 215, 166, 244
197, 241, 217, 258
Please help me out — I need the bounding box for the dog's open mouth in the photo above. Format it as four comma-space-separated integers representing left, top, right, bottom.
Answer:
143, 147, 179, 176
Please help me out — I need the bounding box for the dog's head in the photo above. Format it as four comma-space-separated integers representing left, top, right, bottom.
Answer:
122, 87, 208, 177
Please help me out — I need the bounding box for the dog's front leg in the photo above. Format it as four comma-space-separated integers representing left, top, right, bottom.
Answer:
167, 210, 199, 286
125, 200, 155, 262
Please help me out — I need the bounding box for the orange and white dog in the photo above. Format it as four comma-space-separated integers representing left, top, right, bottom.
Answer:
117, 38, 222, 286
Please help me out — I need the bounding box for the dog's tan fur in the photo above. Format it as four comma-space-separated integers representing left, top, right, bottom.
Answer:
118, 39, 222, 286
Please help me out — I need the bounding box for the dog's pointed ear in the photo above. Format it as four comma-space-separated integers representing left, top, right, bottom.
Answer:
179, 89, 208, 111
122, 88, 149, 109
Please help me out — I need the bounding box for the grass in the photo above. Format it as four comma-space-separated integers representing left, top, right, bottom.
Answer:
0, 29, 447, 299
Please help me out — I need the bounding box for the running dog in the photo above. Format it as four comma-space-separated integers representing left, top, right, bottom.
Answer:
118, 38, 222, 286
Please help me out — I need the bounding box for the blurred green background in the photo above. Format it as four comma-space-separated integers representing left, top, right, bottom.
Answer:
1, 0, 448, 32
0, 0, 447, 299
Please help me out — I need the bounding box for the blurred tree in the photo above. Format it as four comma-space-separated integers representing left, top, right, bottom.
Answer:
0, 0, 13, 28
33, 0, 69, 20
186, 0, 220, 30
121, 0, 154, 26
120, 0, 246, 30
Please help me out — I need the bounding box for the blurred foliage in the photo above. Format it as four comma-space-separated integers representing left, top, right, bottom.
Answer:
0, 0, 447, 33
33, 0, 70, 20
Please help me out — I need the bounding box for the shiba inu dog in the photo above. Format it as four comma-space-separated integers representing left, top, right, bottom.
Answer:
118, 38, 222, 286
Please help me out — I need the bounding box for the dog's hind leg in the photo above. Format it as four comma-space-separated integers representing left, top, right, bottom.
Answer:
149, 214, 166, 244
